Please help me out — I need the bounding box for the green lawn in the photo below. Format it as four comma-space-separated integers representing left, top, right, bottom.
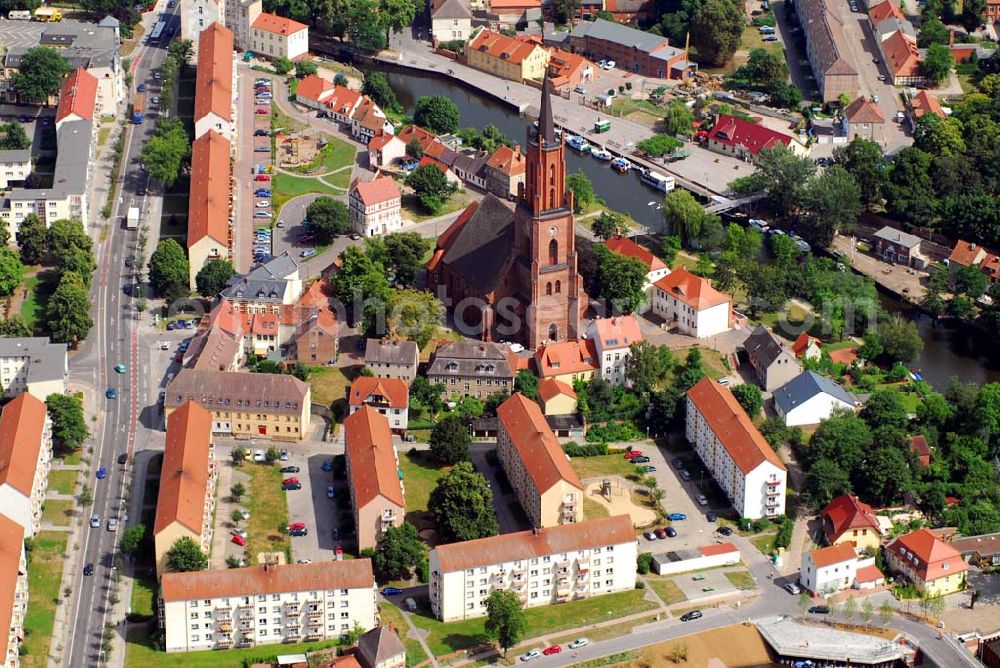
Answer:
724, 569, 755, 590
53, 450, 82, 466
644, 577, 687, 605
40, 499, 75, 526
20, 274, 41, 328
399, 450, 449, 529
379, 603, 429, 667
751, 532, 779, 557
125, 632, 338, 667
569, 453, 634, 480
98, 125, 111, 147
548, 614, 660, 647
130, 569, 157, 617
272, 172, 346, 217
286, 135, 356, 176
401, 191, 474, 224
47, 469, 78, 495
583, 496, 609, 520
22, 531, 68, 668
409, 589, 657, 657
245, 464, 291, 564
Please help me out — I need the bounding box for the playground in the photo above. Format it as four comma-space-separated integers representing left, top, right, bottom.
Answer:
585, 478, 657, 527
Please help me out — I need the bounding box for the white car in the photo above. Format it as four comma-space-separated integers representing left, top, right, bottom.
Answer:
508, 342, 525, 353
601, 60, 616, 70
872, 93, 879, 103
297, 559, 312, 564
520, 649, 541, 662
90, 514, 100, 528
253, 449, 265, 462
160, 341, 170, 350
255, 201, 271, 208
106, 518, 118, 532
568, 638, 589, 650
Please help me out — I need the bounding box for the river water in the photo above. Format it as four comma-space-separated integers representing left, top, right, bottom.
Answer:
370, 67, 1000, 390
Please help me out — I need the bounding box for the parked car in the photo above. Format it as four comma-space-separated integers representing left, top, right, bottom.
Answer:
640, 465, 657, 473
322, 459, 333, 472
654, 528, 667, 539
568, 639, 589, 650
665, 527, 677, 537
254, 129, 269, 137
405, 598, 417, 612
631, 456, 650, 464
230, 529, 248, 539
327, 486, 335, 499
643, 530, 657, 540
519, 649, 541, 662
706, 511, 717, 522
255, 174, 270, 181
300, 248, 317, 258
543, 645, 561, 656
255, 201, 271, 208
679, 469, 693, 481
672, 457, 686, 469
232, 534, 248, 546
624, 450, 643, 460
784, 582, 801, 595
283, 482, 302, 491
117, 453, 128, 465
382, 587, 403, 596
680, 610, 703, 622
280, 466, 300, 473
96, 467, 107, 479
809, 605, 831, 614
696, 494, 709, 506
253, 449, 265, 462
282, 477, 300, 486
717, 526, 733, 536
279, 449, 289, 461
256, 189, 272, 197
668, 513, 687, 521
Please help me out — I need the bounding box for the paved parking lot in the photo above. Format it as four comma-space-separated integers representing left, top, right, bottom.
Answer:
672, 568, 739, 601
0, 18, 45, 48
284, 451, 345, 563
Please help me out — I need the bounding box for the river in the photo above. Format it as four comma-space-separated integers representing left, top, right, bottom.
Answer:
370, 66, 1000, 391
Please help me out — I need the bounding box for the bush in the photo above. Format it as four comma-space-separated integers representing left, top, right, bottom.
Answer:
774, 517, 794, 549
585, 421, 643, 443
562, 442, 609, 457
637, 552, 654, 574
635, 581, 646, 589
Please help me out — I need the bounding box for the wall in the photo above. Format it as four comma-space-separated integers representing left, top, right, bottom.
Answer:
654, 549, 740, 575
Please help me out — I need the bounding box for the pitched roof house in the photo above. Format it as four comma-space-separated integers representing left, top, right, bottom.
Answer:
843, 95, 886, 144
348, 377, 410, 431
587, 315, 643, 387
651, 268, 732, 338
534, 339, 598, 384
885, 528, 968, 595
792, 332, 823, 360
357, 626, 406, 668
55, 67, 98, 129
604, 235, 670, 290
795, 0, 858, 102
706, 115, 806, 162
364, 339, 420, 383
820, 494, 882, 550
742, 325, 802, 392
344, 407, 404, 550
773, 370, 858, 427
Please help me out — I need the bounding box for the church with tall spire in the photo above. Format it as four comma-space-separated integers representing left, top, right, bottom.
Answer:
426, 77, 587, 348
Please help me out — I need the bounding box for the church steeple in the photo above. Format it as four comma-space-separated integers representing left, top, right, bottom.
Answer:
521, 74, 570, 216
539, 74, 555, 147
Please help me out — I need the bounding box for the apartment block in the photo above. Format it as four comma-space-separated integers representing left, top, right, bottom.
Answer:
224, 0, 262, 51
0, 151, 31, 190
349, 177, 402, 237
164, 369, 311, 441
364, 339, 419, 383
426, 340, 516, 401
0, 394, 52, 537
496, 393, 583, 528
0, 513, 26, 668
0, 337, 67, 400
154, 401, 217, 576
160, 560, 377, 652
429, 516, 637, 621
585, 316, 643, 387
345, 407, 405, 551
187, 130, 232, 288
348, 377, 410, 431
194, 23, 235, 141
249, 13, 308, 61
685, 377, 787, 519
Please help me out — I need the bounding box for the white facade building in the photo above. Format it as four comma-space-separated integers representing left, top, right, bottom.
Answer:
0, 338, 68, 400
223, 0, 262, 50
0, 151, 31, 190
180, 0, 224, 46
349, 177, 403, 237
0, 394, 52, 537
429, 516, 637, 622
686, 378, 787, 519
800, 544, 858, 596
160, 560, 378, 652
249, 13, 308, 61
773, 371, 859, 427
652, 268, 732, 339
0, 513, 27, 668
586, 316, 643, 387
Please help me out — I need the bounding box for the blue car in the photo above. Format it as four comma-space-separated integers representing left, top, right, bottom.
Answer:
96, 467, 107, 479
256, 190, 272, 197
382, 587, 403, 596
106, 388, 117, 399
166, 322, 175, 331
668, 513, 687, 521
322, 460, 333, 472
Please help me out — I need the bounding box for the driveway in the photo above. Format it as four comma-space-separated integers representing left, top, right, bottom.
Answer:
470, 442, 533, 534
284, 448, 344, 563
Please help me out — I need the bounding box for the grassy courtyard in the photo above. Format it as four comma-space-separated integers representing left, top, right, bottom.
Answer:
399, 450, 449, 528
379, 603, 429, 667
272, 172, 346, 217
644, 577, 687, 606
20, 273, 41, 328
22, 531, 68, 667
40, 499, 75, 526
244, 464, 291, 563
308, 365, 358, 408
125, 635, 338, 667
47, 469, 78, 495
286, 135, 355, 176
568, 453, 635, 480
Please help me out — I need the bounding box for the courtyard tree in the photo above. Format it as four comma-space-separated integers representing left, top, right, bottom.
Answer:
484, 590, 527, 657
385, 288, 445, 348
593, 244, 647, 314
16, 213, 47, 265
624, 341, 674, 395
294, 60, 318, 78
731, 383, 763, 417
429, 462, 499, 542
230, 509, 244, 526
140, 118, 191, 187
148, 238, 190, 301
406, 162, 458, 213
45, 393, 88, 451
690, 0, 744, 67
0, 316, 31, 338
120, 524, 146, 557
305, 196, 350, 243
195, 259, 235, 297
662, 189, 706, 246
379, 0, 417, 43
273, 57, 294, 75
922, 44, 954, 85
12, 47, 70, 104
373, 522, 424, 581
429, 414, 470, 464
361, 71, 400, 113
0, 248, 23, 297
514, 370, 539, 400
0, 121, 29, 150
231, 446, 247, 466
166, 536, 208, 572
230, 482, 246, 501
47, 218, 93, 264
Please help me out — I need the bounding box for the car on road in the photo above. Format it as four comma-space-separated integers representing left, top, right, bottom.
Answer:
256, 189, 272, 197
680, 610, 703, 622
283, 482, 302, 491
763, 35, 778, 42
300, 249, 317, 258
296, 559, 312, 564
322, 459, 333, 472
117, 453, 128, 465
872, 94, 879, 103
255, 108, 268, 115
573, 85, 586, 94
327, 485, 335, 499
106, 388, 117, 399
520, 649, 541, 662
623, 450, 643, 460
255, 174, 270, 182
784, 582, 801, 595
382, 587, 403, 596
96, 467, 107, 479
255, 211, 273, 218
83, 563, 94, 576
631, 456, 650, 464
280, 466, 300, 473
90, 515, 100, 528
254, 129, 270, 137
107, 518, 118, 531
809, 605, 830, 614
543, 645, 561, 655
231, 529, 248, 539
666, 527, 677, 537
276, 219, 286, 228
232, 534, 248, 546
668, 513, 687, 521
696, 494, 709, 506
287, 522, 306, 532
717, 526, 733, 536
137, 187, 146, 196
568, 639, 589, 650
17, 115, 29, 123
672, 457, 686, 469
136, 83, 146, 93
679, 469, 692, 481
114, 363, 126, 373
706, 511, 717, 522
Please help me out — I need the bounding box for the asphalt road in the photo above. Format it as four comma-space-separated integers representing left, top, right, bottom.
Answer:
63, 5, 179, 665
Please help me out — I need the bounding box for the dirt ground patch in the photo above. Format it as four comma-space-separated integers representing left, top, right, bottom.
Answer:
631, 623, 774, 667
584, 481, 656, 526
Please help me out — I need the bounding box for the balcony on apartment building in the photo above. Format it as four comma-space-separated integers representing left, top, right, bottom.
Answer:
286, 627, 303, 640
561, 495, 577, 521
556, 586, 572, 602
215, 634, 233, 647
284, 600, 301, 614
307, 607, 322, 620
235, 635, 255, 648
573, 589, 591, 600
237, 604, 253, 619
380, 508, 397, 531
491, 568, 507, 582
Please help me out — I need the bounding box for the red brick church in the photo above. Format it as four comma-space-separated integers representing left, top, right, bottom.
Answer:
426, 77, 587, 349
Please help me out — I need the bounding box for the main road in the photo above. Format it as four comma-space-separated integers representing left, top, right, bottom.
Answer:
63, 4, 180, 665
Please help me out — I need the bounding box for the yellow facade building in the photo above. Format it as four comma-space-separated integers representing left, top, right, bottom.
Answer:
467, 29, 550, 82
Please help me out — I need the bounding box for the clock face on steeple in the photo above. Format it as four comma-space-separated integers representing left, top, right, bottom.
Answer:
549, 226, 559, 236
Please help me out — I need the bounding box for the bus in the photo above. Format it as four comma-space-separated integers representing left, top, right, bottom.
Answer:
132, 94, 145, 124
148, 21, 165, 43
7, 10, 31, 20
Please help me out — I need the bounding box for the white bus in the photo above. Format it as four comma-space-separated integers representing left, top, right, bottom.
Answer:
148, 21, 165, 43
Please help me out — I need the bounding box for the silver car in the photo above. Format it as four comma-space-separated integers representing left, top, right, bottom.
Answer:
106, 518, 118, 532
90, 514, 100, 528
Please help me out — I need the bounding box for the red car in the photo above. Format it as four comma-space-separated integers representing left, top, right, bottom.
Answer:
287, 522, 306, 532
624, 450, 643, 460
282, 476, 299, 486
543, 645, 562, 655
255, 108, 268, 115
231, 534, 247, 546
255, 175, 270, 182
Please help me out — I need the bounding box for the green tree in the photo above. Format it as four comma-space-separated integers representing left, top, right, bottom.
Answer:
833, 138, 888, 211
273, 57, 294, 75
953, 264, 988, 298
429, 414, 471, 464
624, 341, 673, 395
348, 0, 388, 50
514, 371, 539, 400
379, 0, 417, 44
406, 138, 423, 159
566, 170, 594, 214
16, 213, 47, 265
361, 71, 400, 112
59, 245, 95, 286
755, 143, 816, 216
860, 389, 909, 431
373, 522, 424, 581
429, 462, 499, 542
0, 316, 31, 338
691, 0, 745, 67
0, 121, 29, 150
592, 211, 624, 240
593, 243, 648, 314
660, 235, 681, 265
917, 15, 950, 47
806, 457, 852, 507
148, 238, 190, 300
552, 0, 580, 21
306, 196, 350, 243
0, 248, 23, 297
45, 393, 88, 451
120, 524, 146, 557
660, 101, 696, 137
805, 165, 862, 245
922, 43, 954, 85
914, 115, 966, 157
741, 48, 788, 86
979, 73, 1000, 98
662, 188, 706, 246
878, 600, 894, 625
859, 446, 913, 505
230, 482, 246, 501
46, 271, 93, 343
47, 218, 92, 263
385, 288, 445, 348
331, 245, 391, 326
635, 133, 682, 157
195, 259, 235, 297
231, 446, 247, 467
731, 383, 763, 417
961, 0, 987, 29
11, 47, 70, 104
378, 232, 431, 287
139, 118, 191, 186
886, 148, 935, 225
294, 60, 318, 78
413, 96, 460, 134
167, 39, 194, 64
484, 391, 510, 417
265, 446, 279, 463
484, 590, 527, 657
872, 316, 924, 364
165, 536, 208, 572
406, 163, 458, 213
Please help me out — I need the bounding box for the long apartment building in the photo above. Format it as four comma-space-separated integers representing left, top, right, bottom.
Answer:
0, 513, 27, 668
165, 369, 311, 441
153, 401, 217, 575
344, 407, 404, 551
685, 377, 787, 519
429, 515, 637, 621
194, 23, 235, 140
0, 337, 67, 400
795, 0, 859, 102
0, 394, 52, 537
496, 393, 583, 528
160, 559, 377, 652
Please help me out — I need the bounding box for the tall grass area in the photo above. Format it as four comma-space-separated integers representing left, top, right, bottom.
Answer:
22, 531, 68, 667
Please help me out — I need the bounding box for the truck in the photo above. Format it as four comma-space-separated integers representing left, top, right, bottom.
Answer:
126, 206, 139, 230
32, 6, 61, 21
132, 94, 144, 124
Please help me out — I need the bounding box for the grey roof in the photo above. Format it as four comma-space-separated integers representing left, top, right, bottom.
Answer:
364, 339, 419, 366
98, 15, 120, 28
877, 17, 915, 40
440, 194, 516, 293
743, 325, 791, 369
52, 120, 93, 196
873, 226, 921, 249
773, 371, 857, 415
248, 252, 298, 279
451, 150, 491, 179
570, 18, 670, 55
165, 369, 309, 414
357, 626, 406, 666
0, 337, 67, 389
0, 150, 31, 165
651, 549, 702, 567
427, 339, 515, 379
432, 0, 472, 19
220, 253, 298, 301
796, 0, 857, 77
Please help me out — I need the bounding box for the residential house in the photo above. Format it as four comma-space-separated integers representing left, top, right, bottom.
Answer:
742, 325, 802, 392
496, 393, 584, 528
219, 253, 302, 311
792, 332, 822, 361
546, 48, 592, 90
153, 401, 217, 576
349, 177, 402, 237
537, 377, 577, 416
0, 151, 31, 190
347, 377, 410, 431
431, 0, 473, 42
484, 144, 525, 199
909, 434, 931, 467
908, 90, 946, 129
872, 226, 925, 267
705, 115, 808, 163
878, 29, 923, 86
467, 29, 550, 82
568, 19, 691, 79
426, 340, 517, 400
187, 130, 232, 288
429, 515, 638, 621
604, 235, 670, 291
843, 96, 886, 144
586, 316, 643, 387
193, 23, 234, 141
367, 132, 407, 169
868, 0, 906, 25
164, 369, 311, 441
773, 371, 858, 427
651, 268, 732, 339
820, 494, 883, 551
799, 544, 883, 595
686, 377, 787, 519
185, 324, 243, 371
487, 0, 541, 27
364, 339, 420, 383
451, 150, 491, 190
324, 86, 364, 125
249, 13, 308, 61
344, 407, 405, 551
795, 0, 859, 102
0, 513, 26, 667
0, 394, 52, 536
949, 533, 1000, 568
885, 528, 968, 596
291, 308, 338, 366
357, 626, 406, 668
534, 339, 597, 385
948, 239, 989, 272
0, 338, 68, 400
223, 0, 262, 51
160, 560, 377, 651
54, 67, 98, 131
351, 97, 394, 144
294, 74, 336, 110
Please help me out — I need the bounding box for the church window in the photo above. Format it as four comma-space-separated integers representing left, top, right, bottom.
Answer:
546, 282, 552, 296
548, 239, 558, 265
549, 324, 558, 340
555, 280, 561, 294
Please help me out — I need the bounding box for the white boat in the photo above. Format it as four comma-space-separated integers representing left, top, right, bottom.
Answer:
590, 147, 612, 161
611, 157, 632, 173
641, 170, 676, 193
566, 135, 591, 152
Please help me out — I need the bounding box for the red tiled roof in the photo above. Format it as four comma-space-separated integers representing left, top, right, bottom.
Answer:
886, 527, 968, 583
810, 543, 857, 568
856, 564, 885, 583
434, 515, 634, 572
909, 435, 931, 466
397, 125, 439, 151
604, 235, 667, 273
698, 542, 739, 557
548, 48, 590, 87
845, 95, 885, 123
188, 131, 231, 247
489, 0, 541, 9
252, 11, 308, 35
707, 115, 792, 156
295, 74, 334, 104
487, 145, 526, 176
352, 97, 388, 132
538, 377, 577, 403
55, 67, 97, 123
654, 268, 731, 310
297, 278, 332, 309
828, 347, 858, 365
868, 0, 905, 24
418, 155, 451, 174
883, 30, 921, 78
535, 339, 597, 378
948, 240, 988, 267
154, 401, 213, 535
820, 494, 881, 545
351, 176, 401, 206
326, 86, 363, 117
686, 377, 786, 475
344, 406, 404, 508
368, 131, 401, 151
911, 90, 945, 119
590, 315, 643, 350
348, 377, 409, 409
194, 23, 233, 124
496, 393, 583, 493
162, 560, 374, 601
0, 513, 22, 664
469, 29, 543, 65
792, 332, 821, 357
0, 393, 48, 497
